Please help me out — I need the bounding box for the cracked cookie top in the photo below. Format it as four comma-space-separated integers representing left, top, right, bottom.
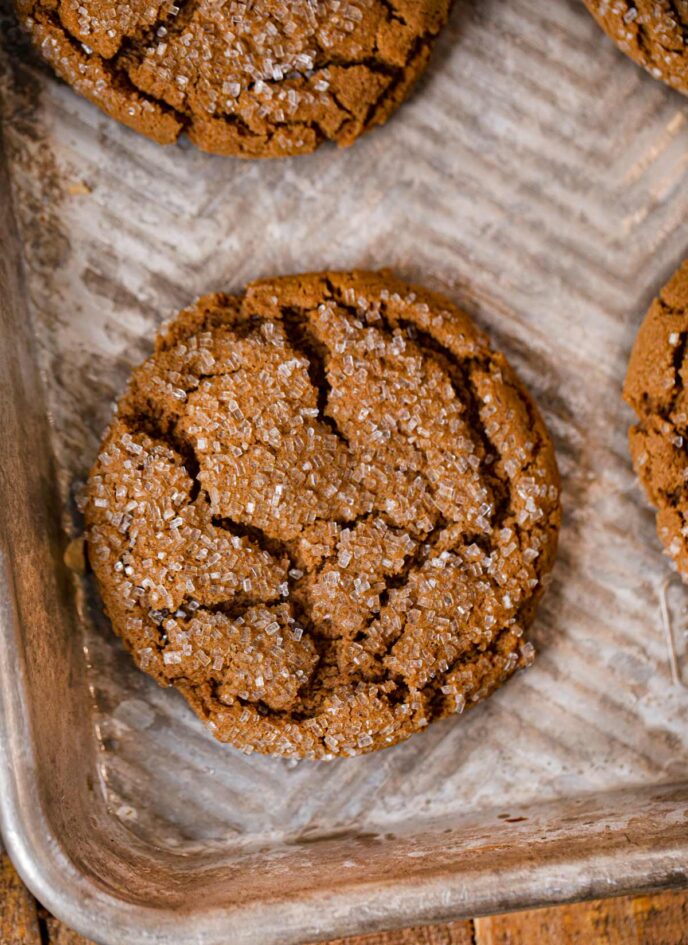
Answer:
584, 1, 688, 95
625, 260, 688, 580
84, 271, 561, 758
16, 0, 451, 157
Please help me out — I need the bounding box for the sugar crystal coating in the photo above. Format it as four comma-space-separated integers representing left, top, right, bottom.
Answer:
625, 259, 688, 580
15, 0, 452, 157
85, 271, 561, 758
584, 1, 688, 95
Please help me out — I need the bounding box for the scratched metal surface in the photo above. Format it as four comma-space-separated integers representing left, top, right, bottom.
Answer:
1, 0, 687, 909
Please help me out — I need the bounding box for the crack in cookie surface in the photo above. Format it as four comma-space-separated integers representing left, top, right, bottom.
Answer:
85, 270, 561, 758
15, 0, 452, 157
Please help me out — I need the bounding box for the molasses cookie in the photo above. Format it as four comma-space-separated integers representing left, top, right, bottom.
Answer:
584, 1, 688, 95
84, 271, 561, 758
625, 261, 688, 579
15, 0, 451, 158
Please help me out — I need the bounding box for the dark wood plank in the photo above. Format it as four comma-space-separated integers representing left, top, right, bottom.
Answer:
43, 915, 96, 945
325, 920, 475, 945
474, 891, 688, 945
1, 852, 41, 945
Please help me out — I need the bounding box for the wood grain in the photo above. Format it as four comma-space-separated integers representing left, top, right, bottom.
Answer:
1, 853, 42, 945
42, 915, 97, 945
3, 851, 688, 945
325, 921, 474, 945
473, 893, 688, 945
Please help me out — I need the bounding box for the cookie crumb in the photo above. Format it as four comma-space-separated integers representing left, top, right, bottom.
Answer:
66, 179, 92, 196
64, 535, 87, 574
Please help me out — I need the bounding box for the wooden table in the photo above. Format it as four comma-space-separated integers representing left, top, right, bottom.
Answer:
3, 854, 687, 945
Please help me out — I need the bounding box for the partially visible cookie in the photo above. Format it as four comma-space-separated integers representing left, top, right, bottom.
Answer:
584, 1, 688, 95
84, 271, 561, 758
15, 0, 451, 158
625, 261, 688, 578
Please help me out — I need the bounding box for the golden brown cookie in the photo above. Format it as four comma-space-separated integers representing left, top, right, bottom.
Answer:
625, 261, 688, 579
584, 1, 688, 95
84, 271, 561, 758
15, 0, 451, 158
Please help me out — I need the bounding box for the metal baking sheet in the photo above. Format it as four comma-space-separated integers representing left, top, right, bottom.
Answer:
1, 1, 687, 943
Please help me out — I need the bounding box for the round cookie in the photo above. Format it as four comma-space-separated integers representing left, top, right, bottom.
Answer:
15, 0, 451, 158
84, 271, 561, 758
625, 260, 688, 579
584, 1, 688, 95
